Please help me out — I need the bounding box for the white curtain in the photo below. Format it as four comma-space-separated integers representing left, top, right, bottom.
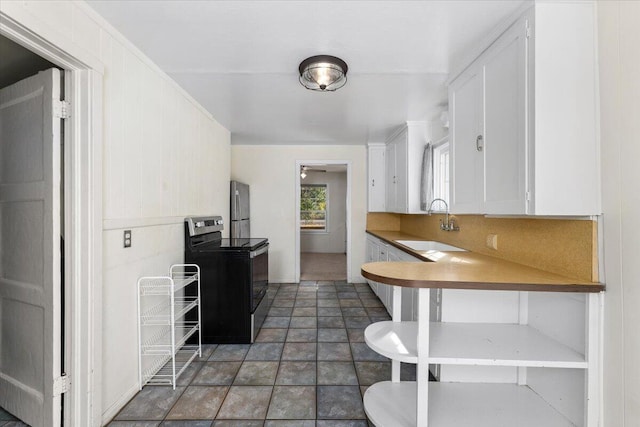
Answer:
420, 142, 434, 211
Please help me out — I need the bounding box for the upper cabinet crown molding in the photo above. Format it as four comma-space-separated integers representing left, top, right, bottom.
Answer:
449, 1, 600, 216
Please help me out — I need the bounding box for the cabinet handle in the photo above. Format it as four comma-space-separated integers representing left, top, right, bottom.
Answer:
476, 135, 483, 152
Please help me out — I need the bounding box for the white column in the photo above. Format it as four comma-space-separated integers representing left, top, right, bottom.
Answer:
416, 288, 431, 426
392, 285, 403, 382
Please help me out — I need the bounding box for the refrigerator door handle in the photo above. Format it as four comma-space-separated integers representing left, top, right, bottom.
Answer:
235, 190, 240, 220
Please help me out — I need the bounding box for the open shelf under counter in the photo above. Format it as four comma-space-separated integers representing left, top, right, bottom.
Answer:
364, 381, 575, 427
364, 321, 587, 368
430, 322, 588, 368
365, 321, 419, 363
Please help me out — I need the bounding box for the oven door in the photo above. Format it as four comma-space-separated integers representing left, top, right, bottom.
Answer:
250, 243, 269, 312
250, 243, 269, 340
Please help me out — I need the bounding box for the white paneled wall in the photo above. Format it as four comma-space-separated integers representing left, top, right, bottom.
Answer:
231, 145, 367, 283
101, 224, 185, 418
598, 2, 640, 426
99, 19, 230, 425
0, 1, 230, 423
101, 33, 230, 222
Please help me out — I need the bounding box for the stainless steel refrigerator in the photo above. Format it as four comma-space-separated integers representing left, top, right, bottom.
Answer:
230, 181, 250, 238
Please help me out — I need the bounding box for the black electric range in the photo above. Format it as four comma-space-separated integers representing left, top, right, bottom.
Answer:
184, 216, 269, 343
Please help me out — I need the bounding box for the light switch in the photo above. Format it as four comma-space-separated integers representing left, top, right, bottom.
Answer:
124, 230, 132, 248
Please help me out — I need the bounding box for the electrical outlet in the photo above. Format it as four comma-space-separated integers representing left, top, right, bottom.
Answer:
486, 234, 498, 250
124, 230, 132, 248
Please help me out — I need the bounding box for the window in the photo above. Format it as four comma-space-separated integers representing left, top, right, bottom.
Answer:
433, 141, 450, 204
300, 184, 328, 231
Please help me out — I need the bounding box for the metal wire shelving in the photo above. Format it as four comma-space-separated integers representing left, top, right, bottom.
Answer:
137, 264, 201, 389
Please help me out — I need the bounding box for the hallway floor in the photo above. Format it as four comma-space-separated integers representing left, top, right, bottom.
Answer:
300, 253, 347, 281
108, 280, 412, 426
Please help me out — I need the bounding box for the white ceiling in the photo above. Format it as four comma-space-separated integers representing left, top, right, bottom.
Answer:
87, 0, 528, 145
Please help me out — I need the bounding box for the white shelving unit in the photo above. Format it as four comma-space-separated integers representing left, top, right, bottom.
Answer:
137, 264, 201, 389
363, 287, 601, 426
365, 381, 576, 427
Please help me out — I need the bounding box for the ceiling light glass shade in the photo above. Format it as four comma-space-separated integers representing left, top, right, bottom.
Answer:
299, 55, 348, 92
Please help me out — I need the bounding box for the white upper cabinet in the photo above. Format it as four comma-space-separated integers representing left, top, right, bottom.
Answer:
385, 132, 400, 212
450, 69, 484, 214
449, 2, 600, 216
367, 143, 386, 212
384, 122, 427, 213
483, 18, 527, 214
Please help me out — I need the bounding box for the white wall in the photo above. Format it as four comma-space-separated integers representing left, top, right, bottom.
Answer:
429, 115, 449, 143
231, 145, 367, 283
300, 170, 347, 253
100, 25, 230, 425
1, 1, 231, 424
598, 2, 640, 426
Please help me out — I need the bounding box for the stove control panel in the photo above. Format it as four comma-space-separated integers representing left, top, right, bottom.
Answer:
186, 216, 224, 236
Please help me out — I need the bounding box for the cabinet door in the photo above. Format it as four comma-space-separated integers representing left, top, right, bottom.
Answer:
375, 244, 386, 302
385, 249, 401, 315
393, 131, 408, 213
483, 18, 528, 214
384, 142, 396, 212
450, 69, 484, 213
367, 145, 386, 212
365, 237, 375, 263
365, 237, 378, 293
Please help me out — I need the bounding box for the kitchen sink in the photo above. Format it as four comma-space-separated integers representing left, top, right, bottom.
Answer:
394, 240, 466, 252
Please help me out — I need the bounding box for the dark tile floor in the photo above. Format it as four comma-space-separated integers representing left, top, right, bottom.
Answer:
110, 281, 416, 427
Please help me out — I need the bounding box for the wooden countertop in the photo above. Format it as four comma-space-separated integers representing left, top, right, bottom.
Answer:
364, 230, 605, 293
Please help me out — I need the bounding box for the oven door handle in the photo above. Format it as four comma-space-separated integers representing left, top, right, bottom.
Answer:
250, 244, 269, 258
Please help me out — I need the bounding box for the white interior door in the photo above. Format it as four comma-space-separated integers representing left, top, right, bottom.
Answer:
0, 68, 63, 427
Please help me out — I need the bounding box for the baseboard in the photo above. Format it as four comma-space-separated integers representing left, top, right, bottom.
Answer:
101, 382, 140, 426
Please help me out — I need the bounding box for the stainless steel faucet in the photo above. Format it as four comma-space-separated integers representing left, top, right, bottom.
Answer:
427, 198, 460, 231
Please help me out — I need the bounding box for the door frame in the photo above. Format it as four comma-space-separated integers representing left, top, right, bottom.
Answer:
1, 11, 103, 427
295, 160, 352, 283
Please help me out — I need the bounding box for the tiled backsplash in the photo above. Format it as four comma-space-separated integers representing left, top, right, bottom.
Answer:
367, 212, 597, 282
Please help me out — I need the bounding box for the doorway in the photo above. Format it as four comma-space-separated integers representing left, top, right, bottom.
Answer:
295, 161, 351, 283
0, 16, 103, 427
0, 36, 65, 427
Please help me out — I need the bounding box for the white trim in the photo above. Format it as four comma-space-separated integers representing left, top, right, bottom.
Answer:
585, 292, 603, 427
295, 160, 352, 283
0, 11, 103, 427
0, 3, 103, 72
100, 382, 139, 425
433, 139, 450, 205
517, 291, 529, 386
103, 216, 185, 230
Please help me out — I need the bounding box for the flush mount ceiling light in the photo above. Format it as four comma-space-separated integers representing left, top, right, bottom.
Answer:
298, 55, 348, 92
